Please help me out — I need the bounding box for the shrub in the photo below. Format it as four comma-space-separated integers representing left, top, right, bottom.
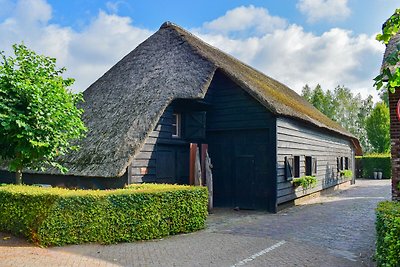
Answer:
375, 201, 400, 266
340, 170, 353, 179
355, 154, 391, 179
292, 176, 317, 189
0, 184, 208, 246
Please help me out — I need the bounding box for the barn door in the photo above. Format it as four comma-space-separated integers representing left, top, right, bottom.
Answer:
235, 155, 256, 209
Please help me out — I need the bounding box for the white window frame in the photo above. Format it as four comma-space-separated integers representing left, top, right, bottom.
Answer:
172, 113, 181, 138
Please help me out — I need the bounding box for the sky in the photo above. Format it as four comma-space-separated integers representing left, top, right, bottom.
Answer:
0, 0, 399, 100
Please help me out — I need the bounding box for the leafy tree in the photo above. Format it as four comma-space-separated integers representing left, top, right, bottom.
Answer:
301, 84, 374, 153
365, 102, 391, 153
374, 9, 400, 93
0, 44, 87, 184
379, 90, 389, 106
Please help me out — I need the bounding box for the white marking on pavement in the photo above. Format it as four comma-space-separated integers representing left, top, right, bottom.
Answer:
230, 240, 286, 266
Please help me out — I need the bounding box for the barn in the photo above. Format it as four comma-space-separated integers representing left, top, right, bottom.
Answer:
0, 22, 361, 212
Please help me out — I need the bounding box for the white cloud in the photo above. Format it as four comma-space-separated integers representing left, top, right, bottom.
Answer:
194, 8, 384, 100
106, 1, 128, 14
0, 2, 385, 101
0, 0, 151, 92
202, 5, 287, 36
297, 0, 351, 23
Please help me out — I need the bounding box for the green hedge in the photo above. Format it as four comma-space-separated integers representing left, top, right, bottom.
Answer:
0, 184, 208, 246
355, 154, 391, 179
375, 201, 400, 266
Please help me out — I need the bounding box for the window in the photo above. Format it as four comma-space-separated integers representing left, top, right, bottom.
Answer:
337, 157, 344, 172
345, 157, 349, 170
294, 156, 300, 178
285, 157, 294, 181
312, 157, 317, 175
172, 113, 181, 138
305, 156, 312, 176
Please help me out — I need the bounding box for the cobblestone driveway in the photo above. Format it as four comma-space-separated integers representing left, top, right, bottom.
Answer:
0, 179, 390, 267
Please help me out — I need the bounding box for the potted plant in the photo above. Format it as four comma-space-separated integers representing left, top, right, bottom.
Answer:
292, 176, 317, 189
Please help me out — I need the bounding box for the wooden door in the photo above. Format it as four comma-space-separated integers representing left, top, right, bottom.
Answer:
234, 155, 256, 209
207, 129, 272, 210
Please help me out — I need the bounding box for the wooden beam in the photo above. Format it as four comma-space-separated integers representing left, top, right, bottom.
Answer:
189, 143, 197, 185
201, 144, 208, 184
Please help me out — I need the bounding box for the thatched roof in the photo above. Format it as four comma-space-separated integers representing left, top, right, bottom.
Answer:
380, 12, 400, 73
381, 32, 400, 73
40, 22, 360, 177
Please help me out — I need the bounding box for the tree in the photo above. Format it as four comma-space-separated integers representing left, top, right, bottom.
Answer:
374, 9, 400, 93
301, 84, 374, 153
0, 44, 87, 184
375, 9, 400, 201
365, 102, 391, 153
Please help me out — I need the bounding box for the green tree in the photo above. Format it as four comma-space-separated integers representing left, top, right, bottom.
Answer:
0, 44, 87, 184
366, 102, 391, 153
301, 84, 374, 153
374, 8, 400, 92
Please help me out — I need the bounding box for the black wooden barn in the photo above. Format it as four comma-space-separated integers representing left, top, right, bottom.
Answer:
0, 22, 361, 212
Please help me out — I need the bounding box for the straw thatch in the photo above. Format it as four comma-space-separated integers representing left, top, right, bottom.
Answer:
26, 22, 360, 178
381, 32, 400, 73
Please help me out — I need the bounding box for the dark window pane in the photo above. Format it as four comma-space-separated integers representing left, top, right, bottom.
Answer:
305, 156, 312, 176
294, 156, 300, 178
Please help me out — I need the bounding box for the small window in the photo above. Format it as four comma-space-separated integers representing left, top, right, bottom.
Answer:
345, 157, 349, 170
337, 157, 345, 172
294, 156, 300, 178
172, 113, 181, 138
305, 156, 312, 176
312, 157, 317, 175
285, 157, 294, 181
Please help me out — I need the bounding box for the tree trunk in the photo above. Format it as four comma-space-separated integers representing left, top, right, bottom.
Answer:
15, 168, 22, 185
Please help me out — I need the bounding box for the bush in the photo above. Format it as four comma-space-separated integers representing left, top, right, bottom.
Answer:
340, 170, 353, 179
355, 154, 391, 179
292, 176, 317, 189
0, 184, 208, 246
375, 201, 400, 266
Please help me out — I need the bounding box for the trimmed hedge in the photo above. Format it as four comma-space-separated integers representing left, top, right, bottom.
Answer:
375, 201, 400, 267
355, 154, 391, 179
0, 184, 208, 246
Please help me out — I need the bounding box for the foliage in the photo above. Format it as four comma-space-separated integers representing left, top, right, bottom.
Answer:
355, 154, 391, 179
365, 102, 390, 153
0, 44, 86, 182
375, 201, 400, 266
301, 84, 374, 152
0, 184, 208, 247
292, 176, 317, 189
374, 9, 400, 93
339, 170, 353, 179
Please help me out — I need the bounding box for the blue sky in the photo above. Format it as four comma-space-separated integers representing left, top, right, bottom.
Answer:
0, 0, 399, 100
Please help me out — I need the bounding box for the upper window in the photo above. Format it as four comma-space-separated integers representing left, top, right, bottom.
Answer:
172, 113, 181, 138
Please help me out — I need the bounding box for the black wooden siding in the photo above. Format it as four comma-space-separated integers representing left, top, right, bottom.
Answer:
204, 71, 277, 211
276, 118, 355, 204
205, 73, 275, 131
129, 106, 189, 184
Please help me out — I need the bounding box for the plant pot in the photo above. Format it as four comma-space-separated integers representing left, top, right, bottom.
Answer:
378, 172, 383, 179
373, 171, 378, 179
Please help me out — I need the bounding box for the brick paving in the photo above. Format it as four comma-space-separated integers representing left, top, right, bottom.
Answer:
0, 179, 391, 267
